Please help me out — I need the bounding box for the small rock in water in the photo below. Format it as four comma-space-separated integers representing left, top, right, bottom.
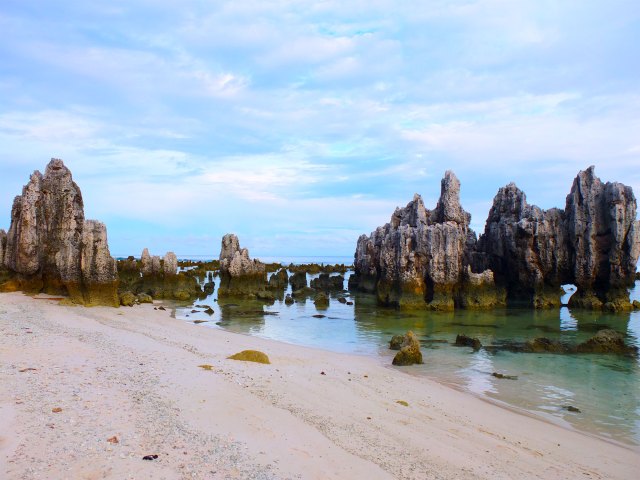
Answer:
312, 314, 325, 318
389, 335, 404, 350
455, 334, 482, 351
158, 306, 166, 311
492, 372, 518, 380
346, 301, 353, 306
563, 405, 581, 413
338, 297, 347, 304
392, 331, 423, 366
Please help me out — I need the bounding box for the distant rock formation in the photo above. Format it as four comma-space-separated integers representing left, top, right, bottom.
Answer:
117, 249, 200, 301
0, 158, 118, 306
351, 167, 640, 311
218, 234, 267, 297
350, 171, 503, 310
310, 273, 344, 292
163, 252, 178, 276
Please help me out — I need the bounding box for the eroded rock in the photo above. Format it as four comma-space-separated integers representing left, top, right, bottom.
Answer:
392, 331, 423, 366
352, 171, 501, 310
218, 234, 267, 297
1, 159, 118, 306
310, 273, 344, 292
454, 334, 482, 351
352, 167, 640, 310
576, 329, 638, 355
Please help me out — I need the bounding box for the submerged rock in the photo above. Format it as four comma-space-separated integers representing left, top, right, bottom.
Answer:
1, 159, 119, 306
576, 329, 638, 355
392, 331, 423, 366
522, 337, 572, 354
314, 292, 329, 309
454, 334, 482, 351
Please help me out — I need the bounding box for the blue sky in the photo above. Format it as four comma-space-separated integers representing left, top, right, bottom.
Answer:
1, 0, 639, 258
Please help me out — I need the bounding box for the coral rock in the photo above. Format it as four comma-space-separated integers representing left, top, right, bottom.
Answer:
392, 331, 423, 366
218, 234, 267, 297
1, 159, 118, 306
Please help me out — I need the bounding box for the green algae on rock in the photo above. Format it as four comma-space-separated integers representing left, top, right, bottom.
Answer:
228, 350, 271, 364
392, 331, 423, 366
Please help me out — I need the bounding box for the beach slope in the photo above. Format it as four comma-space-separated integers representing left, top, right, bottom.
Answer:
0, 292, 637, 479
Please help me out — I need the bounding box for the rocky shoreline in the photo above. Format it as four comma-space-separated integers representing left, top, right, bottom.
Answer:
1, 159, 638, 312
349, 167, 640, 312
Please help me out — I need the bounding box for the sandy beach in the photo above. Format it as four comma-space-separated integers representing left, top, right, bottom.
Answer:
0, 292, 638, 479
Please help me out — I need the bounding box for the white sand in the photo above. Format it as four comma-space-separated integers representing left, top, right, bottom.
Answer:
0, 291, 637, 479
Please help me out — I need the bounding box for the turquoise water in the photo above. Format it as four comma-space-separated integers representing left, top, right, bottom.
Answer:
176, 271, 640, 447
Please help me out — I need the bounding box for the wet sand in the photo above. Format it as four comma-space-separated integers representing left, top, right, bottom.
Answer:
0, 291, 637, 479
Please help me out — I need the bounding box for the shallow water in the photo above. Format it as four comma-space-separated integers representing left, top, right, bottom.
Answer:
177, 272, 640, 447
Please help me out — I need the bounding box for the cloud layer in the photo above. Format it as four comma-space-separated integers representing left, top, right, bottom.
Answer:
1, 0, 639, 257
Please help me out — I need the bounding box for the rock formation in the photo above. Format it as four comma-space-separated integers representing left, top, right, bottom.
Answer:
0, 159, 119, 306
289, 272, 307, 292
351, 167, 640, 310
0, 229, 6, 266
310, 273, 344, 291
217, 234, 267, 297
350, 171, 503, 310
474, 183, 570, 308
475, 166, 640, 309
117, 248, 200, 301
564, 167, 640, 309
0, 229, 9, 284
391, 331, 423, 366
163, 252, 178, 276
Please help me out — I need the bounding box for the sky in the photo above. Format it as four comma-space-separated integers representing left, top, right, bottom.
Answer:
1, 0, 639, 259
